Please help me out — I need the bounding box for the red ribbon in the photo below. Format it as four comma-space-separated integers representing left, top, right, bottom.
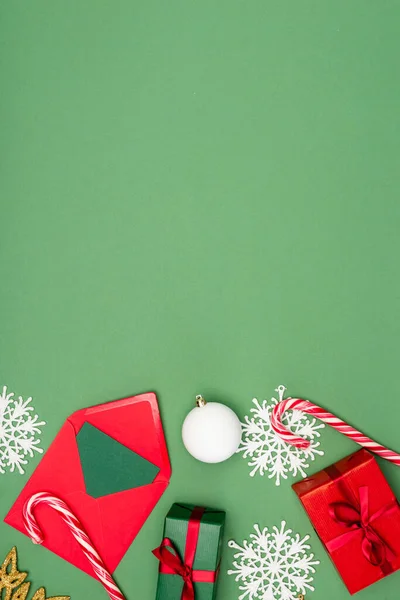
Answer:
326, 486, 397, 571
152, 507, 217, 600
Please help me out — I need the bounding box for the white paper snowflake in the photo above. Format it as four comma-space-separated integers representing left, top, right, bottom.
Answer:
0, 385, 46, 474
228, 521, 319, 600
238, 385, 324, 485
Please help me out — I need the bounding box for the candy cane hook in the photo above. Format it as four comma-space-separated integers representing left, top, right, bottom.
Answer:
271, 397, 400, 466
23, 492, 126, 600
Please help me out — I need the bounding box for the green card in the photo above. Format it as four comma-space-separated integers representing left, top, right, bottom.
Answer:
76, 422, 160, 498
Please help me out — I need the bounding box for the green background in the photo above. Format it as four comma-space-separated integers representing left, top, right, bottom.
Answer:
1, 1, 400, 599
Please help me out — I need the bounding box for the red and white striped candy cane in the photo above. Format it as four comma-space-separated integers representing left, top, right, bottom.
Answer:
23, 492, 126, 600
271, 397, 400, 466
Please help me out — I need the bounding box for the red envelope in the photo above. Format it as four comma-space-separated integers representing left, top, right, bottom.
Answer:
4, 392, 171, 577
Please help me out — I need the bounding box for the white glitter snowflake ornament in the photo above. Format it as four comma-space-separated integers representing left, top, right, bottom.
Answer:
239, 385, 324, 485
228, 521, 319, 600
0, 385, 46, 474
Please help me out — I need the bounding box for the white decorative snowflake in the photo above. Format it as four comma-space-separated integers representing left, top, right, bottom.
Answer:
0, 385, 46, 474
238, 385, 324, 485
228, 521, 319, 600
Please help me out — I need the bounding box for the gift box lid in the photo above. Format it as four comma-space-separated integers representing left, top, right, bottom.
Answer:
293, 449, 375, 496
292, 448, 376, 497
166, 503, 225, 525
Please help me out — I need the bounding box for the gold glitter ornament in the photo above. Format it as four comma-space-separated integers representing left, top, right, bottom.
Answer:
0, 547, 69, 600
33, 588, 70, 600
0, 548, 27, 600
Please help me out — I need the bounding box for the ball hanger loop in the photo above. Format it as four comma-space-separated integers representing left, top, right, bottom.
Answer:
195, 395, 207, 408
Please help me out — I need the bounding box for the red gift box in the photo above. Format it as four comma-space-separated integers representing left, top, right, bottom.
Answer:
293, 449, 400, 594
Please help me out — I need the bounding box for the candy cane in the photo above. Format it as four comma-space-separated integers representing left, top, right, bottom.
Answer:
271, 397, 400, 466
23, 492, 126, 600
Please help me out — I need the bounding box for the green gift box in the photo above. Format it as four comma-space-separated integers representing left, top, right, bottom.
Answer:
153, 503, 226, 600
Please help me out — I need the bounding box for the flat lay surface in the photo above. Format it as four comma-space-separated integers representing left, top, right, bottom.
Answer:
1, 1, 400, 599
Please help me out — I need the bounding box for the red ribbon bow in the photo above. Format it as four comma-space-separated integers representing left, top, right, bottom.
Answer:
152, 507, 217, 600
153, 538, 196, 600
326, 486, 397, 569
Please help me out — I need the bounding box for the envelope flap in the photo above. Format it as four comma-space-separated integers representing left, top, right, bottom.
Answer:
67, 392, 170, 479
76, 422, 160, 498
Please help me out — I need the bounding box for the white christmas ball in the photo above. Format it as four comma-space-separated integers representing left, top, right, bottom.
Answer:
182, 399, 242, 463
